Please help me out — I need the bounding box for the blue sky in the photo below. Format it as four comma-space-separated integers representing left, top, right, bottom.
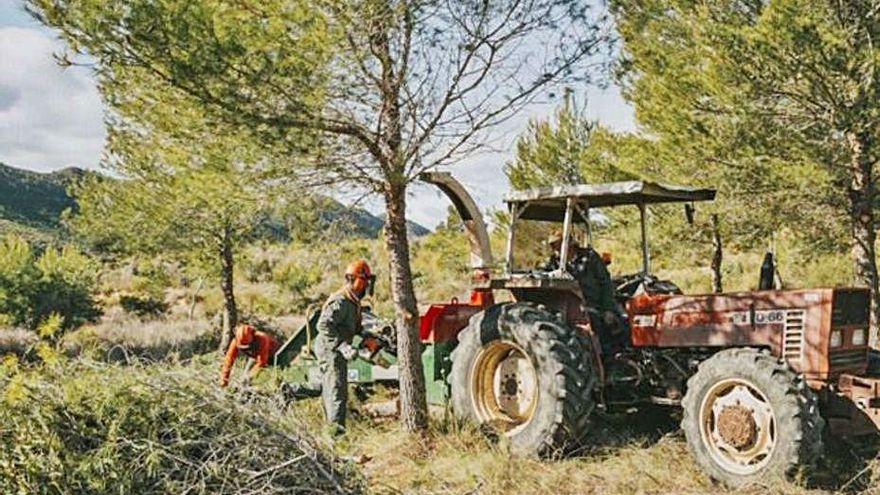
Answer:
0, 0, 635, 228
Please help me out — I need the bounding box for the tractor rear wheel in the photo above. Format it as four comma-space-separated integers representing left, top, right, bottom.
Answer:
449, 303, 596, 457
681, 348, 823, 487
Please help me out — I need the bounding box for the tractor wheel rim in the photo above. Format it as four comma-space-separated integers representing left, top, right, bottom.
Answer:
699, 378, 777, 476
470, 340, 538, 435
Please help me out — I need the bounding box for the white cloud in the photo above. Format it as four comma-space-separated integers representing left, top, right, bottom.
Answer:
0, 25, 105, 172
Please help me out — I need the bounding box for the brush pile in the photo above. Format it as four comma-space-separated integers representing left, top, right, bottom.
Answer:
0, 359, 364, 494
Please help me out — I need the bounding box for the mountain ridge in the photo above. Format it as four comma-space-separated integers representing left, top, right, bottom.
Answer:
0, 162, 430, 242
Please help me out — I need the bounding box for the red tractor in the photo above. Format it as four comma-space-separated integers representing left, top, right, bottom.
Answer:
417, 172, 880, 487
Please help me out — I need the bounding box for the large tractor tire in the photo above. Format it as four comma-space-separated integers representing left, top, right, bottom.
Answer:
449, 303, 597, 457
681, 348, 824, 487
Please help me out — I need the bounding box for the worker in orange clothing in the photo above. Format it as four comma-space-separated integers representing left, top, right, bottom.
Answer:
219, 323, 280, 388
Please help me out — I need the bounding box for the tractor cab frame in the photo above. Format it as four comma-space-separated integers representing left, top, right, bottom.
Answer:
502, 180, 716, 278
466, 178, 716, 323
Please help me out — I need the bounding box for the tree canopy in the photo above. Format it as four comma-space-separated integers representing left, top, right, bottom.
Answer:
613, 0, 880, 335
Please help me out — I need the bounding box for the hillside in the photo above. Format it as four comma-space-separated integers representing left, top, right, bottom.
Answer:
0, 163, 430, 241
0, 163, 83, 229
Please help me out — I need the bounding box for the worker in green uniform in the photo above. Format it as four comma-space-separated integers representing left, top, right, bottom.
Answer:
313, 259, 375, 433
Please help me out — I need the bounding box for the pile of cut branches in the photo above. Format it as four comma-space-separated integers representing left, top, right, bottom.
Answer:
0, 359, 364, 494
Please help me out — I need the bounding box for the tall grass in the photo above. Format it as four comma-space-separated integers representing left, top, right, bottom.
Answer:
62, 313, 215, 362
0, 327, 38, 358
289, 399, 879, 495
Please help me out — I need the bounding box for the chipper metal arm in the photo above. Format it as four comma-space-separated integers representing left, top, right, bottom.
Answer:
419, 172, 494, 269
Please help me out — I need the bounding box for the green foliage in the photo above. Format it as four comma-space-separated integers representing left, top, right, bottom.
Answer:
32, 0, 610, 428
506, 92, 636, 189
36, 313, 63, 339
610, 0, 880, 252
0, 360, 364, 494
0, 163, 81, 230
0, 219, 56, 250
500, 83, 874, 294
30, 0, 333, 143
0, 235, 38, 327
272, 261, 322, 300
411, 226, 471, 302
0, 235, 100, 331
64, 71, 312, 330
32, 245, 102, 330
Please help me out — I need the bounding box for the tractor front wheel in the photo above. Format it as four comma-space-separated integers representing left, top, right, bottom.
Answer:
449, 303, 596, 457
681, 348, 824, 487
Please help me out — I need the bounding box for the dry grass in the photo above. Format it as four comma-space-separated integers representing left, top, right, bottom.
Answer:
62, 312, 215, 362
0, 327, 38, 358
281, 392, 880, 495
4, 343, 874, 494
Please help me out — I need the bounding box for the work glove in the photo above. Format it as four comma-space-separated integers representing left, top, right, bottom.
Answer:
338, 343, 358, 361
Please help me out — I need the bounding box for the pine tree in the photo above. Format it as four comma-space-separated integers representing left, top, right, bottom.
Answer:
32, 0, 610, 430
68, 84, 285, 350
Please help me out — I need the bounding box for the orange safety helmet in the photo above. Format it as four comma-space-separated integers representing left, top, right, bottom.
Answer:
345, 260, 375, 296
235, 324, 255, 349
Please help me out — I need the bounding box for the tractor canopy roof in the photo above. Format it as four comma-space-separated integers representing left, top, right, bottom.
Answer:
504, 180, 716, 222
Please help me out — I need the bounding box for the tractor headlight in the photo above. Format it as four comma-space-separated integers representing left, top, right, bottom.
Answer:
852, 328, 867, 347
830, 330, 842, 348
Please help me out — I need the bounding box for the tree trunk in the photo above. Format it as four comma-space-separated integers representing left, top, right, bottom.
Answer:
218, 227, 238, 354
846, 130, 879, 346
189, 277, 204, 321
383, 183, 428, 431
711, 214, 723, 294
369, 1, 426, 430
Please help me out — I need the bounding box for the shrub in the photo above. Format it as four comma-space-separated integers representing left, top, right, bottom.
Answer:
0, 235, 39, 327
0, 235, 101, 331
130, 258, 176, 297
272, 260, 321, 299
0, 361, 364, 494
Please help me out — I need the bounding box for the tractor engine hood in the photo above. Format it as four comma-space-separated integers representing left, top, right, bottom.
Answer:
420, 172, 494, 270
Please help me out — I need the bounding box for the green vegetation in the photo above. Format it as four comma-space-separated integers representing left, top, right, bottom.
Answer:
30, 0, 610, 433
2, 0, 879, 492
506, 92, 636, 187
0, 164, 89, 247
0, 358, 363, 494
504, 85, 871, 300
611, 0, 880, 335
0, 234, 100, 331
0, 163, 82, 231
